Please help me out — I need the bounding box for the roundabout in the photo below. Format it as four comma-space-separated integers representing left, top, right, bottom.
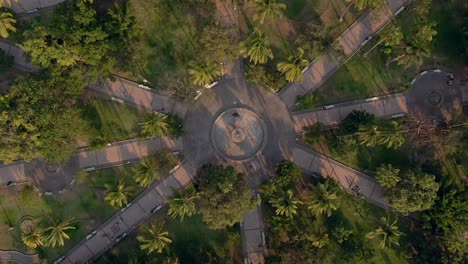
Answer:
211, 107, 266, 161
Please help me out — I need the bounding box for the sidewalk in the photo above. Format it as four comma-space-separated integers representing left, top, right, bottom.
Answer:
0, 249, 39, 264
292, 93, 408, 132
8, 0, 64, 14
292, 144, 388, 209
279, 0, 411, 109
60, 161, 196, 264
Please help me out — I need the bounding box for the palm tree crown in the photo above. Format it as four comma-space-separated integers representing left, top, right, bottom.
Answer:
366, 216, 405, 249
21, 225, 45, 249
105, 179, 134, 208
241, 29, 273, 65
0, 11, 16, 38
277, 48, 309, 82
43, 218, 76, 248
139, 113, 169, 138
356, 124, 381, 147
346, 0, 387, 11
253, 0, 286, 24
167, 190, 199, 221
188, 61, 221, 87
379, 121, 406, 149
269, 189, 303, 218
137, 222, 172, 254
134, 158, 160, 187
306, 180, 340, 217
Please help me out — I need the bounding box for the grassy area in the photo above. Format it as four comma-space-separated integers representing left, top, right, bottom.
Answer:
305, 53, 413, 108
81, 95, 146, 147
97, 214, 243, 263
0, 163, 142, 261
126, 0, 203, 85
304, 0, 466, 108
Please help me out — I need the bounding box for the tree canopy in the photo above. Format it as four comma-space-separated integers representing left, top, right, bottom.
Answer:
383, 170, 439, 215
0, 73, 89, 163
195, 164, 257, 230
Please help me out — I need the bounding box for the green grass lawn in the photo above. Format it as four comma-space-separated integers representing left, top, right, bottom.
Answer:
97, 214, 243, 263
0, 163, 142, 261
125, 0, 200, 85
326, 193, 411, 263
303, 0, 466, 109
82, 96, 146, 147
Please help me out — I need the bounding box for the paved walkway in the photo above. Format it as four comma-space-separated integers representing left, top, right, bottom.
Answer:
59, 161, 196, 264
0, 250, 39, 264
7, 0, 64, 14
88, 77, 188, 117
0, 39, 37, 72
293, 93, 408, 132
0, 161, 27, 186
279, 0, 411, 109
292, 144, 388, 208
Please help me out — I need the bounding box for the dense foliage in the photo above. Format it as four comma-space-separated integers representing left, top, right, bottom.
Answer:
0, 73, 89, 162
195, 164, 257, 230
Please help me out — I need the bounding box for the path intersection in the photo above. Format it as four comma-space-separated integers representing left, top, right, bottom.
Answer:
0, 0, 466, 263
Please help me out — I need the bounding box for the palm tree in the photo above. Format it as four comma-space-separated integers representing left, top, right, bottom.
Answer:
134, 158, 160, 187
139, 113, 169, 138
356, 124, 381, 147
43, 218, 76, 248
188, 61, 221, 87
241, 29, 273, 65
306, 181, 339, 217
269, 189, 303, 218
340, 0, 387, 21
0, 11, 16, 38
167, 190, 199, 221
21, 225, 45, 249
277, 48, 309, 82
365, 216, 405, 249
378, 121, 406, 149
252, 0, 286, 24
104, 179, 134, 208
302, 223, 329, 248
364, 25, 403, 56
137, 222, 172, 254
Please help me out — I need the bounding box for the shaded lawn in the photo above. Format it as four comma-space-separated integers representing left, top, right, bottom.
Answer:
82, 96, 146, 144
325, 193, 411, 263
308, 51, 414, 108
0, 163, 142, 260
312, 137, 414, 177
127, 0, 201, 85
167, 215, 243, 264
97, 214, 243, 264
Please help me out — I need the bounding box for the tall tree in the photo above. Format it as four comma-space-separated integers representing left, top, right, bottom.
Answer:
188, 60, 221, 87
376, 164, 400, 188
340, 0, 387, 21
167, 189, 199, 221
277, 48, 309, 82
306, 179, 340, 217
269, 189, 303, 218
356, 124, 381, 148
252, 0, 286, 24
134, 158, 160, 187
395, 22, 437, 68
364, 25, 403, 56
385, 170, 439, 215
21, 225, 45, 249
241, 28, 273, 65
378, 121, 407, 149
195, 164, 257, 229
0, 10, 15, 38
365, 216, 405, 249
139, 113, 169, 138
43, 218, 76, 248
137, 222, 172, 254
0, 73, 89, 163
22, 0, 116, 78
104, 179, 134, 208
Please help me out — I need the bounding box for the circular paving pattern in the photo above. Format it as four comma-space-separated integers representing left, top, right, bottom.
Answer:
211, 108, 266, 161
